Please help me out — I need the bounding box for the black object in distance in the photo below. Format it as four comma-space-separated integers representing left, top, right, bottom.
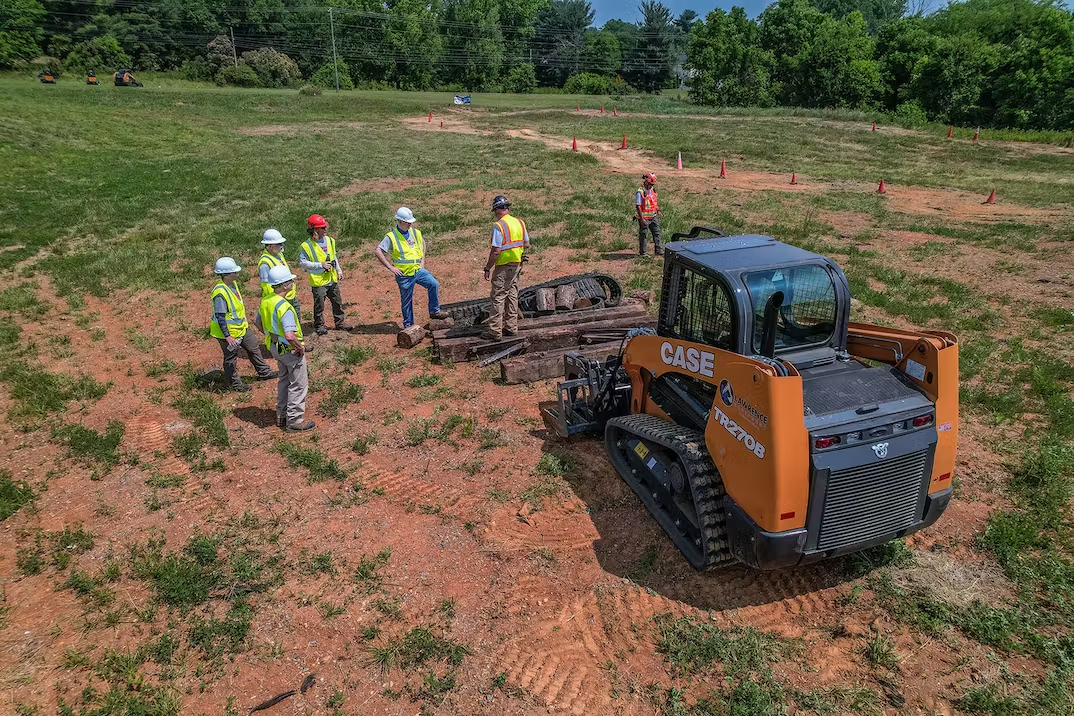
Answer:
669, 226, 727, 242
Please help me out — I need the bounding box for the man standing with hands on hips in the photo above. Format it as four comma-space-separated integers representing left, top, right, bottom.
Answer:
374, 207, 450, 329
299, 214, 349, 336
481, 195, 529, 341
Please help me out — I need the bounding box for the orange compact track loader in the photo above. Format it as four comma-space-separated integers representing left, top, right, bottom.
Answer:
546, 228, 958, 570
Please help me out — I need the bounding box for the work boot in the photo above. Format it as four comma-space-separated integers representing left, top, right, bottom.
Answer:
276, 416, 286, 429
504, 330, 519, 337
334, 322, 351, 331
429, 311, 450, 320
315, 326, 329, 336
478, 331, 501, 341
231, 382, 252, 393
286, 420, 317, 433
257, 371, 278, 380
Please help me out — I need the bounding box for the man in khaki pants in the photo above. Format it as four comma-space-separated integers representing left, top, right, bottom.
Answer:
258, 265, 315, 432
481, 195, 530, 340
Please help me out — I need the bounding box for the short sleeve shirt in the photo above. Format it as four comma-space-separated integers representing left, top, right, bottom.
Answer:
491, 222, 530, 248
379, 228, 416, 253
280, 304, 298, 333
635, 190, 644, 206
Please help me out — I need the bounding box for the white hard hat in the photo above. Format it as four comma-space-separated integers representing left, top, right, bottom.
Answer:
395, 207, 417, 223
267, 265, 297, 286
214, 257, 241, 274
262, 228, 286, 245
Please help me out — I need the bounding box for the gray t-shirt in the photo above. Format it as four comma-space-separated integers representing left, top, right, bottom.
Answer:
379, 227, 417, 253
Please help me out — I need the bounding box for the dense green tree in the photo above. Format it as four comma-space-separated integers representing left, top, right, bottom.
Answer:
874, 17, 936, 110
0, 0, 46, 68
63, 34, 131, 72
687, 7, 775, 107
809, 0, 907, 34
624, 0, 676, 92
583, 28, 621, 76
442, 0, 504, 89
676, 9, 698, 34
533, 0, 593, 86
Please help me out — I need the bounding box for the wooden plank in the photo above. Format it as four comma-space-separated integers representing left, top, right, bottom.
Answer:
500, 342, 622, 384
431, 301, 646, 340
436, 315, 656, 362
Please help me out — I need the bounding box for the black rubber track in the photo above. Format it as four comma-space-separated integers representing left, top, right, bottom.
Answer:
605, 414, 734, 570
441, 273, 623, 325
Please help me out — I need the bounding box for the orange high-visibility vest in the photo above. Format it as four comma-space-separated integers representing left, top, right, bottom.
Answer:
638, 187, 658, 219
493, 214, 526, 265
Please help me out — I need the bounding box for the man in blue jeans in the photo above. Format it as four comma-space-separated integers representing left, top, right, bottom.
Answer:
375, 207, 450, 328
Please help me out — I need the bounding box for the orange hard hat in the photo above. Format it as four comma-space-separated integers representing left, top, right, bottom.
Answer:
643, 172, 657, 184
307, 214, 328, 229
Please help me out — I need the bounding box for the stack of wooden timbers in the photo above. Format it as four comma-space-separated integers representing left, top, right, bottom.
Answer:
396, 273, 656, 384
437, 298, 654, 383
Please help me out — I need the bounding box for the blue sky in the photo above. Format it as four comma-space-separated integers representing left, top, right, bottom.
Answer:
591, 0, 945, 25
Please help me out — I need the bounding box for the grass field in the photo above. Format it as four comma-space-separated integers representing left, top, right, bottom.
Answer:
1, 77, 1073, 715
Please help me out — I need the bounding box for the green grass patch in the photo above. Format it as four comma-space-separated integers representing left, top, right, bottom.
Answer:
51, 420, 125, 473
354, 548, 392, 593
188, 599, 255, 658
0, 364, 110, 424
404, 373, 441, 388
337, 344, 376, 368
653, 612, 800, 679
319, 380, 365, 418
274, 441, 348, 483
174, 394, 230, 448
371, 626, 470, 670
0, 471, 34, 521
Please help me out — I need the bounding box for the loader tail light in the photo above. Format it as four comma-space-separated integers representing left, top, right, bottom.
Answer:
814, 435, 840, 449
912, 414, 934, 428
936, 472, 951, 482
780, 511, 796, 520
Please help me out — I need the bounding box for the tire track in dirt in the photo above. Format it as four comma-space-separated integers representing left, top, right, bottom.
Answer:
483, 502, 600, 554
126, 415, 189, 477
360, 470, 482, 517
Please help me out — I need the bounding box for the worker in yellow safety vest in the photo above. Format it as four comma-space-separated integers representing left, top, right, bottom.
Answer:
374, 206, 451, 329
299, 214, 349, 336
481, 195, 530, 341
258, 265, 315, 432
635, 171, 663, 256
258, 229, 299, 315
209, 257, 276, 392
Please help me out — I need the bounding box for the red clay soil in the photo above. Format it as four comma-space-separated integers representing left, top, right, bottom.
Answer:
0, 115, 1065, 716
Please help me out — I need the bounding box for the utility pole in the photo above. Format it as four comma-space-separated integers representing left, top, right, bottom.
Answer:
329, 7, 340, 92
230, 26, 238, 67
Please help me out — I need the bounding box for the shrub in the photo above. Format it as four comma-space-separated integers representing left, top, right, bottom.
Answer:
240, 47, 302, 88
309, 59, 354, 90
564, 72, 615, 95
894, 100, 929, 128
217, 63, 261, 88
30, 55, 63, 78
206, 35, 235, 72
298, 83, 322, 96
503, 63, 537, 94
63, 35, 130, 73
178, 56, 214, 82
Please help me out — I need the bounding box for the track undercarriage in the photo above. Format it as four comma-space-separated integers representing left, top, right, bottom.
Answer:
604, 414, 733, 570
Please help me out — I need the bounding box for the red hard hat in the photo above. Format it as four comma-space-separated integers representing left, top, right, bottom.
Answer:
643, 172, 657, 184
307, 214, 328, 229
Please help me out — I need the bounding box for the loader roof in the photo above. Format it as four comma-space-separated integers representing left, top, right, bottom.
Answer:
665, 234, 827, 272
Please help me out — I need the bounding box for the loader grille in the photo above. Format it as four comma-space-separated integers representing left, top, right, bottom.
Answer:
815, 449, 929, 551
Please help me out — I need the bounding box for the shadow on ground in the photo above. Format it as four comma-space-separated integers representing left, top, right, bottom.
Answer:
233, 406, 277, 428
533, 421, 881, 612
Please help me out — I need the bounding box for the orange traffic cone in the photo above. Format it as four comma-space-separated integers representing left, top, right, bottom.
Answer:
613, 107, 617, 116
600, 105, 605, 113
677, 152, 683, 169
576, 104, 581, 112
427, 111, 432, 122
871, 121, 877, 132
621, 135, 627, 149
877, 178, 886, 194
790, 172, 797, 185
973, 126, 980, 142
440, 121, 443, 128
947, 125, 953, 138
719, 157, 727, 178
572, 137, 578, 151
984, 188, 996, 204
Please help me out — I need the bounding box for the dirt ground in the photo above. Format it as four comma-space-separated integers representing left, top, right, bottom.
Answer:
1, 109, 1072, 716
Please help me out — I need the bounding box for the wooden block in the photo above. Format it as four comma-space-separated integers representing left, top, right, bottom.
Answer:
555, 284, 578, 311
573, 297, 593, 309
397, 324, 425, 349
427, 317, 455, 331
500, 342, 621, 384
535, 287, 556, 314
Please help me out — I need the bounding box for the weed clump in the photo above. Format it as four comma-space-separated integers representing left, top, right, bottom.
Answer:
0, 471, 34, 521
52, 420, 125, 473
274, 441, 347, 483
371, 626, 470, 669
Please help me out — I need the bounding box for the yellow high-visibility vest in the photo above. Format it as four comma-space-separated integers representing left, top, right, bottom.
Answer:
258, 251, 297, 300
386, 227, 424, 277
302, 236, 339, 287
209, 281, 248, 339
260, 293, 303, 353
493, 214, 526, 266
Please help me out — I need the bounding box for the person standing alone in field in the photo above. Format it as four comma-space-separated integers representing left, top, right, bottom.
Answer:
374, 207, 451, 329
299, 214, 349, 336
258, 229, 299, 314
209, 257, 276, 392
258, 265, 315, 432
481, 195, 529, 341
636, 172, 662, 256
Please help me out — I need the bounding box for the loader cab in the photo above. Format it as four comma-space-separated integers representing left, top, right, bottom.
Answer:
658, 234, 851, 368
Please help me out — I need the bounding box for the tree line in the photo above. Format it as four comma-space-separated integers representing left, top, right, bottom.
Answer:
2, 0, 1072, 130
